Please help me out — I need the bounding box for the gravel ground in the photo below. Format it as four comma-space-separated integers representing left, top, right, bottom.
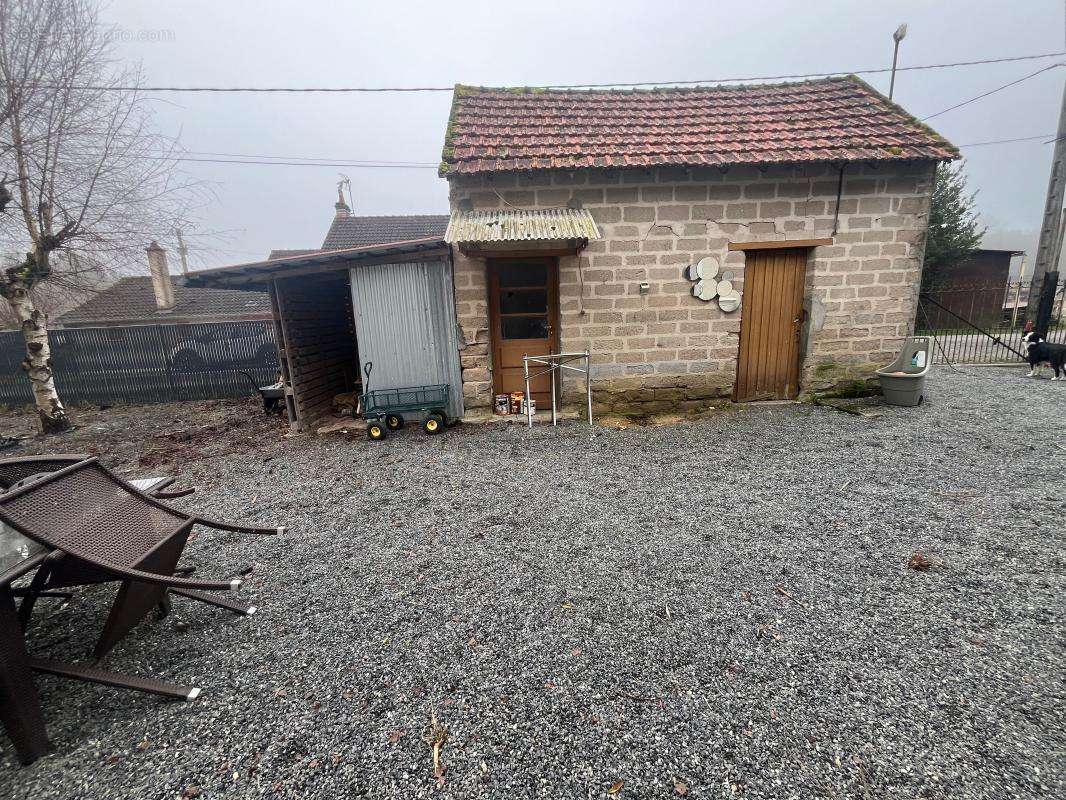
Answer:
0, 366, 1062, 799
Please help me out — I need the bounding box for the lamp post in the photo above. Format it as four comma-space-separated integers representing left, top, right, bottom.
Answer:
889, 24, 907, 100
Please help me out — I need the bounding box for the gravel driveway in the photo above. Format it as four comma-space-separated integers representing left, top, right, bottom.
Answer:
1, 367, 1062, 799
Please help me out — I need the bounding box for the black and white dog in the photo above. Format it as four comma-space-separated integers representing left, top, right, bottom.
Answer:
1022, 331, 1066, 380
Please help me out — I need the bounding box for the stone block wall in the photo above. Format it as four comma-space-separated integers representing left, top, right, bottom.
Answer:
448, 160, 936, 412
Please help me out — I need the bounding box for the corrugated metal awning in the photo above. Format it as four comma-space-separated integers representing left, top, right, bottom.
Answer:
445, 208, 601, 244
183, 237, 448, 289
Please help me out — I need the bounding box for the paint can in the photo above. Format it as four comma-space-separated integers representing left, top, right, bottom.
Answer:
494, 394, 510, 415
509, 392, 524, 415
521, 398, 536, 416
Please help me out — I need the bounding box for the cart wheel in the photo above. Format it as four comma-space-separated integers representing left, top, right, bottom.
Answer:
422, 413, 444, 435
367, 421, 388, 441
385, 414, 404, 431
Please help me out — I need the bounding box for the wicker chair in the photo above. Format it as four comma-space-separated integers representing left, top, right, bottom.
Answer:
0, 453, 194, 499
0, 456, 283, 764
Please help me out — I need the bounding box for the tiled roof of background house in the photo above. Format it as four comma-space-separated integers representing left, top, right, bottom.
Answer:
268, 249, 316, 259
321, 214, 449, 249
57, 276, 272, 326
440, 76, 958, 176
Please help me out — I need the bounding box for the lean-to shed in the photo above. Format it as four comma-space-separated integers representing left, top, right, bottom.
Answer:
185, 237, 463, 430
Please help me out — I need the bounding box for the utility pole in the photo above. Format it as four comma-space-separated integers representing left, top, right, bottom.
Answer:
175, 228, 190, 275
889, 24, 907, 101
1026, 77, 1066, 320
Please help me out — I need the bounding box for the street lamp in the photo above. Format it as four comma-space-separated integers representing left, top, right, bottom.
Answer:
889, 23, 908, 101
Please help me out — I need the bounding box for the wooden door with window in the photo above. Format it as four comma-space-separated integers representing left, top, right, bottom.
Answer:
734, 248, 808, 402
488, 258, 559, 407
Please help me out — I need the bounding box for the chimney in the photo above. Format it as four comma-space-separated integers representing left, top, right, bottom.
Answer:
335, 182, 351, 218
146, 241, 175, 311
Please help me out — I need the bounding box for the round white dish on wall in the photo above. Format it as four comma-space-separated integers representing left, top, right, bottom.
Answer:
719, 291, 741, 312
696, 256, 719, 281
697, 280, 718, 301
717, 279, 734, 296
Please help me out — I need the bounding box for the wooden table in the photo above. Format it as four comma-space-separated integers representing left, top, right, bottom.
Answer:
0, 520, 51, 764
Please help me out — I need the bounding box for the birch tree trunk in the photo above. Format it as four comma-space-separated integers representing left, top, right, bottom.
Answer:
4, 270, 70, 433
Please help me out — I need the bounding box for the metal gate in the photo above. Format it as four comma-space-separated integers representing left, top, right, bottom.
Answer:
348, 260, 464, 421
917, 272, 1065, 364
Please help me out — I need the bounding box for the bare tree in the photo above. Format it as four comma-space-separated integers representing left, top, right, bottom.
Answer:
0, 0, 199, 432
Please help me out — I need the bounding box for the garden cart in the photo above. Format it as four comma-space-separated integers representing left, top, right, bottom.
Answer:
360, 362, 449, 441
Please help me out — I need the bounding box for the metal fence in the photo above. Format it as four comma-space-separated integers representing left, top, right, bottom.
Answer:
0, 320, 278, 407
916, 276, 1066, 364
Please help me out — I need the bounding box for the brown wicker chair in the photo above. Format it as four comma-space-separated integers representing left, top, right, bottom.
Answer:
0, 453, 194, 499
0, 457, 283, 764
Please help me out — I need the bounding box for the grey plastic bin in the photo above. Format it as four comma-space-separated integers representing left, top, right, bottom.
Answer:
876, 336, 931, 407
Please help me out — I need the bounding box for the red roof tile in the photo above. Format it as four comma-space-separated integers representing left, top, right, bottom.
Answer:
440, 76, 957, 176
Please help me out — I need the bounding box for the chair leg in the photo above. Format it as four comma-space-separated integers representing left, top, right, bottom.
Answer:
169, 588, 256, 616
0, 588, 51, 764
17, 561, 55, 631
93, 531, 189, 662
29, 659, 200, 701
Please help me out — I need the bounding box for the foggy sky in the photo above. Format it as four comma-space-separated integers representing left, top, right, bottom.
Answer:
107, 0, 1066, 273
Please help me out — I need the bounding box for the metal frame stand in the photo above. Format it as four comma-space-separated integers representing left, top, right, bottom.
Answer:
521, 350, 593, 428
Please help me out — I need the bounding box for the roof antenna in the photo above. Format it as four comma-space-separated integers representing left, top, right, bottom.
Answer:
335, 174, 352, 218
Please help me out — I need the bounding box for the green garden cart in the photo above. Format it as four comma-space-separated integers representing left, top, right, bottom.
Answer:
360, 362, 450, 441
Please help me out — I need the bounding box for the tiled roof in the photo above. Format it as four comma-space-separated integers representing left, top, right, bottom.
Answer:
440, 76, 958, 176
445, 208, 601, 243
57, 276, 272, 325
321, 214, 449, 249
268, 249, 316, 259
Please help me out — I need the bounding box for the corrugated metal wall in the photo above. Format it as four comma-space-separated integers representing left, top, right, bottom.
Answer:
349, 260, 464, 421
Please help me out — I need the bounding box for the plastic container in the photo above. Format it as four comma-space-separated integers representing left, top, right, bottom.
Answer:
876, 336, 932, 406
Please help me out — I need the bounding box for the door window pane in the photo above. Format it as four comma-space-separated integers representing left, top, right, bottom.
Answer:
497, 262, 547, 287
502, 315, 549, 340
500, 289, 547, 314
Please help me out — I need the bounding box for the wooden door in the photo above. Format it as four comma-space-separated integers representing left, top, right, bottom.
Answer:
488, 258, 559, 407
734, 248, 808, 402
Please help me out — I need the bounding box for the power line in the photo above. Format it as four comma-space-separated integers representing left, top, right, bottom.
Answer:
49, 51, 1066, 93
171, 156, 439, 168
165, 134, 1066, 168
921, 63, 1064, 120
178, 149, 437, 165
956, 133, 1058, 147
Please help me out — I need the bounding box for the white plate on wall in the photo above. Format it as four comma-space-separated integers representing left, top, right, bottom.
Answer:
697, 280, 718, 301
696, 256, 719, 281
718, 291, 741, 312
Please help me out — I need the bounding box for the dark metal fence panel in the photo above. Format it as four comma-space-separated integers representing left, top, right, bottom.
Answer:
0, 321, 278, 407
916, 276, 1066, 364
0, 331, 32, 405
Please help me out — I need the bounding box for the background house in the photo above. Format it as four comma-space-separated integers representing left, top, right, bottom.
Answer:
918, 248, 1025, 329
440, 77, 956, 409
56, 243, 272, 328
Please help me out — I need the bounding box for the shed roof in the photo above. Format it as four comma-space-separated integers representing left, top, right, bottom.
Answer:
440, 76, 957, 176
445, 208, 601, 243
185, 237, 448, 289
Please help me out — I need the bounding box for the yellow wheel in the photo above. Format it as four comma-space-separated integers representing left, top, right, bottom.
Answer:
367, 421, 387, 441
386, 414, 404, 431
422, 414, 443, 435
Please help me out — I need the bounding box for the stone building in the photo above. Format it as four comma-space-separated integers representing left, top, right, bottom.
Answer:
187, 75, 958, 431
440, 76, 957, 411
